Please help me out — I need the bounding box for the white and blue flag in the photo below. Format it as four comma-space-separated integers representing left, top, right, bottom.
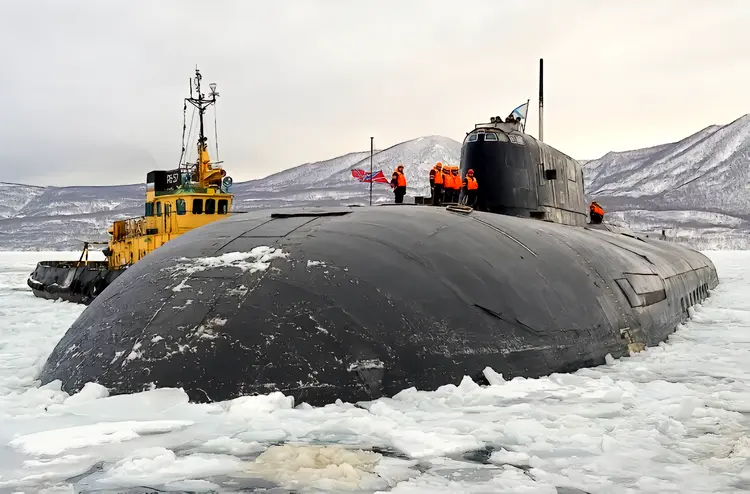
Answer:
510, 101, 529, 120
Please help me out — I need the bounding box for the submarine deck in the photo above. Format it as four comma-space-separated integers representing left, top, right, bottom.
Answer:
39, 205, 718, 406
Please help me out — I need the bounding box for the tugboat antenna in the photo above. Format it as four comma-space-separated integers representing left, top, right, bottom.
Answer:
185, 66, 219, 186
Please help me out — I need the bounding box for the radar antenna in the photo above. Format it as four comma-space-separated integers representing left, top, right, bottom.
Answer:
184, 67, 222, 188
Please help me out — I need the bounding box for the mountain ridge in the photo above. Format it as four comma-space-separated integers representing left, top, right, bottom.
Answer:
2, 116, 749, 250
583, 113, 750, 215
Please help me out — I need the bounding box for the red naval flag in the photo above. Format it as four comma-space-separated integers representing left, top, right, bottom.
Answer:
351, 169, 389, 183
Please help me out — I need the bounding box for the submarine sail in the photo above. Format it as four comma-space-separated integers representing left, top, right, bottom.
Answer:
459, 117, 586, 226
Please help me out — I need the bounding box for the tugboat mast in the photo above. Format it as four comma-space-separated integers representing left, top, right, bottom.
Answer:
185, 67, 219, 186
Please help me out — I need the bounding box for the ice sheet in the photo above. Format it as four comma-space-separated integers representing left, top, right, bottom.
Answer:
1, 250, 749, 493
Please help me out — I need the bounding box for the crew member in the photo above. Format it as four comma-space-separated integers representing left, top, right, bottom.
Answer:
391, 164, 407, 203
450, 166, 460, 203
443, 165, 456, 203
589, 201, 604, 224
462, 168, 478, 207
440, 165, 454, 203
429, 162, 444, 206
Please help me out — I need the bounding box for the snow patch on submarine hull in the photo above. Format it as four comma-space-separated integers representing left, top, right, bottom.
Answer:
38, 205, 718, 407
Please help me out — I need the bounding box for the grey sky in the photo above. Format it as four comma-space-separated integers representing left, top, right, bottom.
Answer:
2, 0, 748, 187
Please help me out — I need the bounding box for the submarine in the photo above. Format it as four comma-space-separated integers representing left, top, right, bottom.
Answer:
38, 59, 719, 407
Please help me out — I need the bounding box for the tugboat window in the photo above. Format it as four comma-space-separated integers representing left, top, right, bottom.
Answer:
218, 199, 228, 214
145, 202, 154, 217
176, 199, 186, 215
205, 198, 216, 214
484, 133, 499, 141
193, 198, 203, 214
156, 202, 162, 216
467, 134, 478, 142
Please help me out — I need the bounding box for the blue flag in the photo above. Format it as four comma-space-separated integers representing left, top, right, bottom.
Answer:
510, 102, 529, 120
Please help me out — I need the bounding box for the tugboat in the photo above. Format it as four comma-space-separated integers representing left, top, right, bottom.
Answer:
28, 67, 235, 305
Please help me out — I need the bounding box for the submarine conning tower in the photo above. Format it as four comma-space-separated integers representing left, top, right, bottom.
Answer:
460, 117, 588, 227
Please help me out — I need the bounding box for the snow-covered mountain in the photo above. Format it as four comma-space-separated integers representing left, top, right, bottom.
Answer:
234, 135, 460, 193
1, 115, 749, 252
583, 113, 750, 249
0, 182, 46, 218
13, 184, 145, 218
236, 151, 373, 191
0, 136, 461, 250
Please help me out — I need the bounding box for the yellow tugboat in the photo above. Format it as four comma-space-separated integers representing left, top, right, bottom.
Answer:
28, 67, 235, 304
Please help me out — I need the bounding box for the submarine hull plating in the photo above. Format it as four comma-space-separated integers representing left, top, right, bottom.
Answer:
39, 206, 718, 407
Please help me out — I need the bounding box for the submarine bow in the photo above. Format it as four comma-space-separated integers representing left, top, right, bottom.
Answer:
39, 205, 718, 406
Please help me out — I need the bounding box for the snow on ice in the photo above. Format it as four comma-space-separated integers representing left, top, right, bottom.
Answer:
1, 250, 750, 492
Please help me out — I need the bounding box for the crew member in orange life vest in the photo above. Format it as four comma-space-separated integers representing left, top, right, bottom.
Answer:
429, 162, 444, 206
589, 201, 604, 224
449, 166, 460, 203
462, 168, 478, 207
442, 165, 455, 203
391, 164, 407, 203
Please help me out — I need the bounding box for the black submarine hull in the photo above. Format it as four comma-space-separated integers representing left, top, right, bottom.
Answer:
27, 261, 124, 305
38, 205, 718, 406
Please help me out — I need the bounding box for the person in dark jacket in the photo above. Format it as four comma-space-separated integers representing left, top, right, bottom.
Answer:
429, 162, 444, 206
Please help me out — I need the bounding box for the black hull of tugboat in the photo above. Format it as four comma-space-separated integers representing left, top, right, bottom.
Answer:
27, 261, 124, 305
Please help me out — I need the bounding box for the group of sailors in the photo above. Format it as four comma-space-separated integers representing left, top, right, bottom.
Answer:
389, 162, 478, 206
391, 164, 606, 225
428, 162, 477, 206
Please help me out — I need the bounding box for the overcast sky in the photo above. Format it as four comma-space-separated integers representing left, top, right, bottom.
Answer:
2, 0, 748, 187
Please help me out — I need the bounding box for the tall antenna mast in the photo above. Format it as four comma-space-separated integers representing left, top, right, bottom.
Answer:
185, 66, 219, 185
538, 58, 544, 142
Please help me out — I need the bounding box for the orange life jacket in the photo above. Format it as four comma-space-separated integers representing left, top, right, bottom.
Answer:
443, 169, 454, 189
392, 170, 407, 187
431, 166, 444, 185
590, 203, 604, 216
465, 176, 478, 190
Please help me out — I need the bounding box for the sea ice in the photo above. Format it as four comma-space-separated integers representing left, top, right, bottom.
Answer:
1, 250, 749, 492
